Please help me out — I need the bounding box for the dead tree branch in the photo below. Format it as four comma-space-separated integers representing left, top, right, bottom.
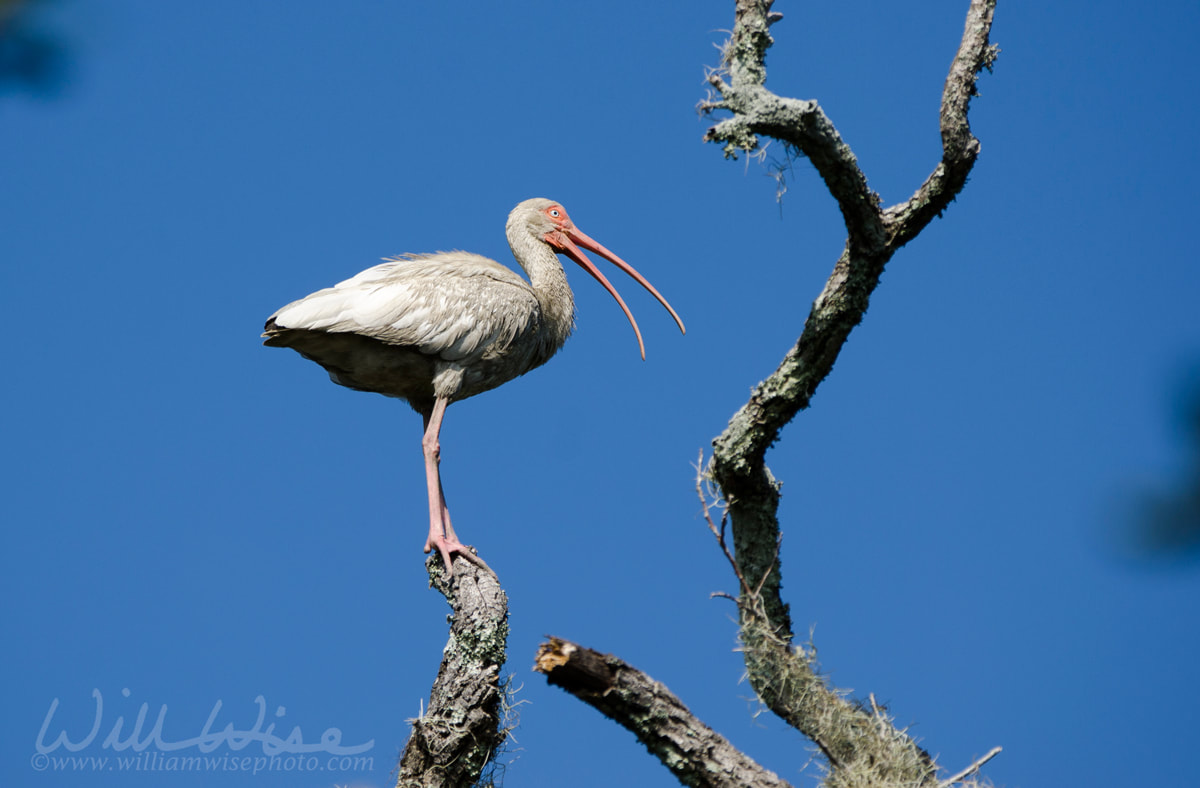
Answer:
699, 472, 936, 780
528, 4, 1000, 787
940, 746, 1003, 787
703, 0, 999, 643
535, 637, 793, 788
697, 2, 1001, 787
397, 555, 509, 788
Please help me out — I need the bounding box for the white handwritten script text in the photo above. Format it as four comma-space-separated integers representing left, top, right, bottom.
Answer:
35, 689, 374, 757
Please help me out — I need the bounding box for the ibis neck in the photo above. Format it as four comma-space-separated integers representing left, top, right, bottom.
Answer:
507, 227, 576, 356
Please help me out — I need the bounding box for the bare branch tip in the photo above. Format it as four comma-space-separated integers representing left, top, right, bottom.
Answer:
940, 746, 1003, 787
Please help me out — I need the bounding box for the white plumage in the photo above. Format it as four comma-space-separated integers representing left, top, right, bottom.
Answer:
275, 254, 536, 357
264, 198, 684, 573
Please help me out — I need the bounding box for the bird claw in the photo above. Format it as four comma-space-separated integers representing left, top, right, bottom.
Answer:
425, 534, 470, 576
424, 535, 495, 578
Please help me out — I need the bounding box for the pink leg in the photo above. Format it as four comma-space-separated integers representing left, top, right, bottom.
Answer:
421, 398, 466, 572
437, 477, 458, 545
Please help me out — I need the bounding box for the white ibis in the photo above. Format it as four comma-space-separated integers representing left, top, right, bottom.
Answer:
264, 198, 685, 573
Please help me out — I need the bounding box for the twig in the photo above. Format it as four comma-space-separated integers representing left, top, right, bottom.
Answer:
697, 452, 753, 596
940, 746, 1003, 787
752, 534, 781, 599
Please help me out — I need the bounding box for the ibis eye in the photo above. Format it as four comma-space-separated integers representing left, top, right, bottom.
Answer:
550, 209, 561, 217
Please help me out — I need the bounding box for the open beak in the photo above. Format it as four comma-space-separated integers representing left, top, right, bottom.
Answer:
548, 226, 686, 360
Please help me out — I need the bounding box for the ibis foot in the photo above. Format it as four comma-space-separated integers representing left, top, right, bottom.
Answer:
425, 534, 492, 576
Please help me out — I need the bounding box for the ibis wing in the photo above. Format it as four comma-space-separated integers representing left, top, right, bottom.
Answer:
267, 253, 542, 362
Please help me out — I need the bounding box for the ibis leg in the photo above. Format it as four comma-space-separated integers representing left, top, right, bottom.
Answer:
422, 397, 466, 572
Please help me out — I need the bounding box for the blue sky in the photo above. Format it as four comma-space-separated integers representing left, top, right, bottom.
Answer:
3, 1, 1198, 786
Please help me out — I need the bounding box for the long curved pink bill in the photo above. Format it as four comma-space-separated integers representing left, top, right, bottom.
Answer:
567, 227, 687, 337
557, 236, 649, 360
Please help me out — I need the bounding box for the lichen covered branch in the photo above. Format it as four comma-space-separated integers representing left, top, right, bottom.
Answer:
705, 0, 998, 635
531, 4, 1000, 786
739, 604, 940, 788
535, 637, 793, 788
699, 469, 939, 786
700, 1, 1001, 786
396, 556, 509, 788
702, 0, 884, 245
884, 0, 1000, 246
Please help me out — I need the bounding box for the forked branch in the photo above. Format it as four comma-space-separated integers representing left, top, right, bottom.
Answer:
700, 2, 1001, 787
704, 0, 999, 643
533, 4, 1001, 787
